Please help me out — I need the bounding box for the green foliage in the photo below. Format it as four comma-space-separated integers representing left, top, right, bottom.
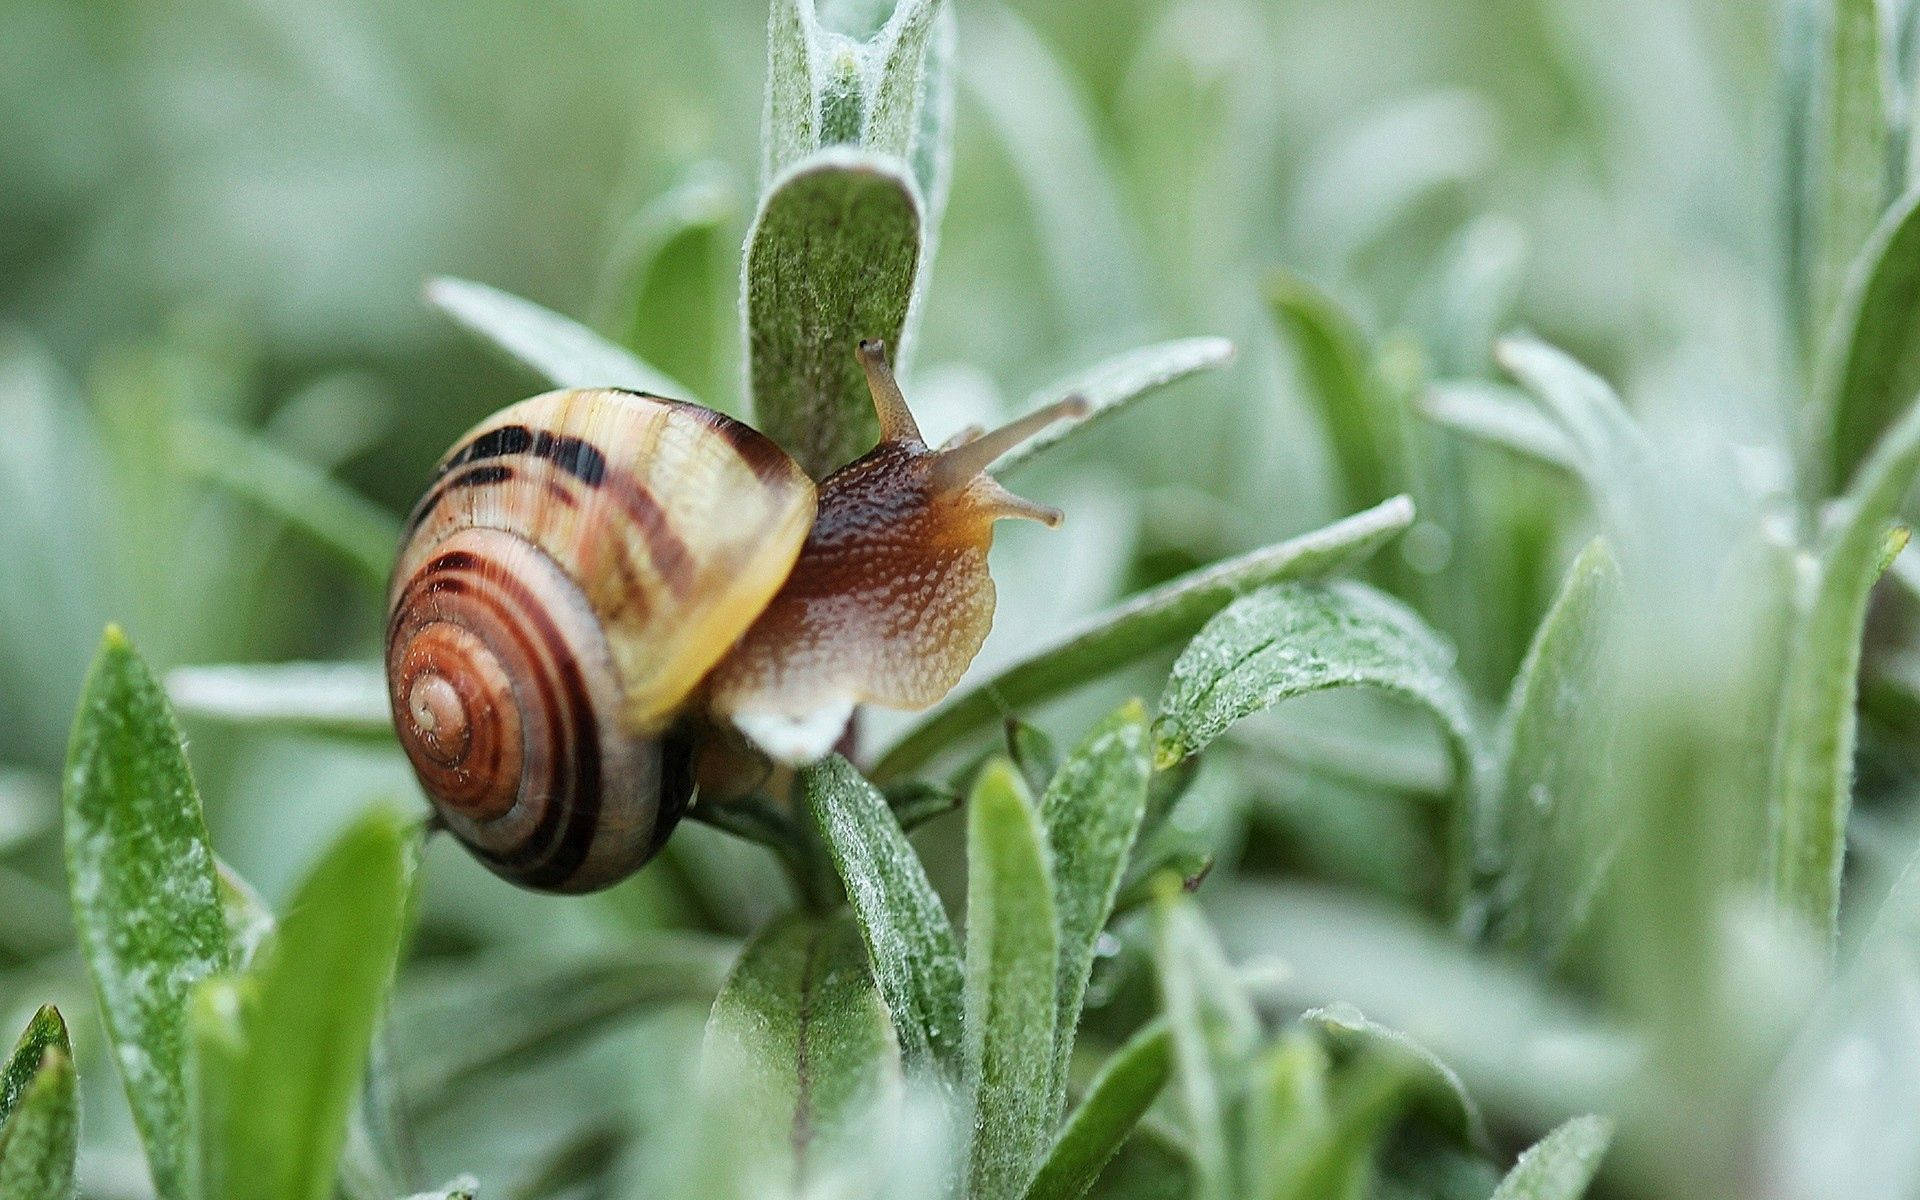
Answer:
1818, 189, 1920, 492
1488, 1115, 1613, 1200
428, 276, 692, 399
0, 1036, 76, 1200
1024, 1022, 1173, 1200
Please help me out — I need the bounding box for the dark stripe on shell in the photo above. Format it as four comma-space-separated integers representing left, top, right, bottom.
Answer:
603, 475, 698, 596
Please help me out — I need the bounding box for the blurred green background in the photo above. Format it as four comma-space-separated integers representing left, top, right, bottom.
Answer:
0, 0, 1854, 1194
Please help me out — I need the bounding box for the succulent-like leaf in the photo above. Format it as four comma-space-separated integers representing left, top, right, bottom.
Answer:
427, 276, 692, 398
1419, 380, 1578, 473
0, 1044, 76, 1200
1038, 701, 1151, 1124
875, 496, 1415, 779
1301, 1001, 1491, 1154
1024, 1021, 1173, 1200
702, 912, 903, 1185
991, 337, 1238, 478
1819, 188, 1920, 493
965, 761, 1060, 1200
1489, 1115, 1614, 1200
804, 755, 965, 1077
63, 627, 231, 1200
190, 809, 413, 1200
166, 662, 392, 741
1481, 540, 1622, 962
745, 150, 921, 477
1771, 394, 1920, 937
0, 1008, 69, 1132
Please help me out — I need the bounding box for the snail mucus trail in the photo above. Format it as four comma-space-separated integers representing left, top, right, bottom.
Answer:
387, 339, 1088, 891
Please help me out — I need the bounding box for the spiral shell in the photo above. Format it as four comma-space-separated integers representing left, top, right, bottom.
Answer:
387, 389, 814, 891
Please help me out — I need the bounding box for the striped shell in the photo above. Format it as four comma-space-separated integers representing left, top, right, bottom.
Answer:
387, 389, 814, 892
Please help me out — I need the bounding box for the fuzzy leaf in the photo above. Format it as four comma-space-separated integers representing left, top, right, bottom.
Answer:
1494, 337, 1647, 504
701, 912, 902, 1184
1482, 540, 1623, 962
1805, 0, 1894, 350
1772, 395, 1920, 937
1024, 1021, 1173, 1200
191, 808, 414, 1200
804, 755, 965, 1077
1154, 580, 1478, 777
172, 417, 397, 588
1301, 1001, 1491, 1154
63, 627, 231, 1200
1820, 188, 1920, 492
992, 337, 1238, 478
1039, 701, 1152, 1124
763, 0, 822, 182
862, 0, 943, 162
965, 761, 1060, 1200
746, 150, 921, 477
1419, 381, 1578, 473
876, 496, 1415, 779
1, 1008, 69, 1132
1489, 1115, 1614, 1200
1270, 270, 1404, 512
0, 1044, 76, 1200
166, 662, 392, 741
427, 276, 691, 398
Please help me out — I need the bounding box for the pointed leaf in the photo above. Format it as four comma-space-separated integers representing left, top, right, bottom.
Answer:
427, 277, 692, 398
992, 337, 1238, 478
1301, 1001, 1491, 1154
875, 496, 1415, 779
1494, 337, 1648, 504
1482, 540, 1623, 962
1024, 1021, 1173, 1200
763, 0, 823, 182
1039, 701, 1151, 1123
804, 755, 965, 1076
602, 169, 738, 406
0, 1046, 76, 1200
1805, 0, 1894, 349
1820, 188, 1920, 492
1772, 395, 1920, 937
746, 150, 921, 477
1419, 381, 1578, 473
965, 761, 1060, 1200
191, 808, 414, 1200
862, 0, 943, 161
63, 627, 231, 1200
166, 661, 392, 740
1, 1008, 69, 1132
701, 912, 902, 1184
1489, 1115, 1614, 1200
1269, 270, 1404, 513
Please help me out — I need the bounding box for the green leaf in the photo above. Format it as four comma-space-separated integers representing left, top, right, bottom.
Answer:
1805, 0, 1894, 351
701, 912, 902, 1184
1493, 337, 1647, 504
1488, 1115, 1613, 1200
763, 0, 822, 183
1024, 1021, 1173, 1200
875, 496, 1415, 779
600, 168, 738, 407
1771, 395, 1920, 937
396, 936, 736, 1106
1039, 701, 1152, 1124
171, 417, 397, 588
991, 338, 1238, 478
1, 1008, 69, 1131
426, 276, 692, 398
1819, 188, 1920, 493
1300, 1001, 1491, 1154
1269, 270, 1404, 513
1419, 381, 1578, 474
1005, 718, 1061, 798
63, 627, 231, 1200
862, 0, 943, 164
215, 861, 276, 973
1153, 580, 1478, 777
1241, 1030, 1333, 1200
0, 1044, 76, 1200
166, 662, 392, 740
964, 761, 1060, 1200
804, 755, 965, 1077
191, 808, 414, 1200
745, 151, 922, 477
1482, 540, 1623, 962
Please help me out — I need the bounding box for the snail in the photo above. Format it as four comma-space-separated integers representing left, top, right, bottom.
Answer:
387, 339, 1087, 891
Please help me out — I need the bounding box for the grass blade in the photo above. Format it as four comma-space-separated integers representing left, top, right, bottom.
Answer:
192, 808, 414, 1200
1024, 1020, 1173, 1200
701, 912, 902, 1188
964, 760, 1060, 1200
1489, 1114, 1614, 1200
804, 755, 965, 1077
0, 1044, 76, 1200
1771, 395, 1920, 937
1819, 188, 1920, 493
1, 1008, 69, 1131
991, 338, 1238, 478
745, 150, 921, 477
63, 627, 231, 1200
1039, 701, 1151, 1124
427, 276, 692, 398
874, 496, 1415, 779
166, 661, 392, 740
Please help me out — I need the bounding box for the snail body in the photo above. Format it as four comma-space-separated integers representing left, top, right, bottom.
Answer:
387, 341, 1083, 891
